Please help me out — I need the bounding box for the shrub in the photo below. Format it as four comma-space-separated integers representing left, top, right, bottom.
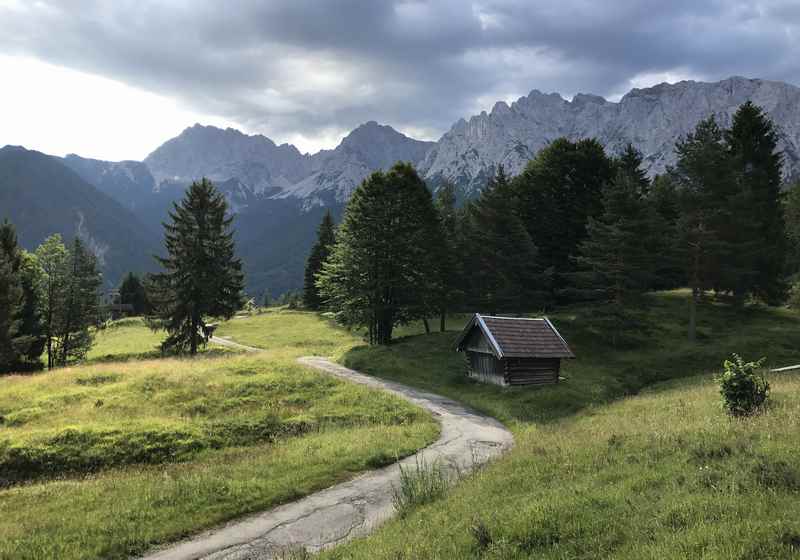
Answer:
715, 354, 769, 417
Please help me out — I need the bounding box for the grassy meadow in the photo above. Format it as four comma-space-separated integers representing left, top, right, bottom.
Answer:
317, 291, 800, 559
0, 311, 438, 560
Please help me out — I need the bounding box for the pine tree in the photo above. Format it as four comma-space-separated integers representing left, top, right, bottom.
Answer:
464, 166, 548, 314
672, 116, 737, 341
513, 138, 614, 294
317, 162, 440, 345
726, 101, 787, 304
615, 143, 650, 195
303, 210, 336, 310
572, 169, 659, 304
0, 220, 45, 372
118, 272, 149, 315
432, 180, 463, 331
0, 247, 23, 373
35, 234, 69, 369
53, 238, 102, 366
147, 178, 245, 355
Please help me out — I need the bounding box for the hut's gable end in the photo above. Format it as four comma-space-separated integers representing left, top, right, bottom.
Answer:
464, 326, 493, 354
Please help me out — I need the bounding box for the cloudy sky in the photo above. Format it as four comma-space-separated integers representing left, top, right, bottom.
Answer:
1, 1, 800, 161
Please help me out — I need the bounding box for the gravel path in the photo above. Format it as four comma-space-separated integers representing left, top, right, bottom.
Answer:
140, 356, 513, 560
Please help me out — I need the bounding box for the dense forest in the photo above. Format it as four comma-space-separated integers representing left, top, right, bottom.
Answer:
306, 102, 800, 345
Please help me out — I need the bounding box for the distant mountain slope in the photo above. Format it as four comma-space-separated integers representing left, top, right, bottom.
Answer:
0, 146, 159, 286
421, 76, 800, 196
61, 154, 157, 213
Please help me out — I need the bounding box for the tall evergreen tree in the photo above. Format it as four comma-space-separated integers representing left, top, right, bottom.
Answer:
571, 169, 659, 304
147, 178, 245, 355
726, 101, 787, 303
432, 180, 463, 331
0, 244, 23, 373
317, 162, 440, 345
35, 234, 69, 369
303, 210, 336, 310
513, 138, 614, 292
615, 143, 650, 194
54, 238, 102, 366
672, 116, 738, 341
0, 220, 45, 371
118, 272, 149, 315
463, 166, 548, 314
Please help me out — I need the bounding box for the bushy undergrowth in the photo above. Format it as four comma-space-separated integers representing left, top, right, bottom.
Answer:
716, 354, 770, 416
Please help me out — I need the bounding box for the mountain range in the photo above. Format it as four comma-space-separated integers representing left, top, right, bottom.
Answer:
3, 76, 800, 296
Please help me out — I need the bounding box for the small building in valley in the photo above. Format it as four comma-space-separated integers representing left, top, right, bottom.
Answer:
455, 314, 575, 387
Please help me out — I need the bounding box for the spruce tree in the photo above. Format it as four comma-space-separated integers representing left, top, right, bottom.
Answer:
0, 220, 45, 371
147, 178, 245, 355
513, 138, 614, 294
726, 101, 787, 303
317, 162, 440, 345
54, 238, 102, 366
118, 272, 149, 315
303, 210, 336, 310
572, 169, 658, 304
672, 116, 737, 341
432, 180, 463, 331
0, 247, 23, 373
464, 166, 548, 314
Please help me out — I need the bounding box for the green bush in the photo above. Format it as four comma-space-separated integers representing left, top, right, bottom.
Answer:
715, 354, 769, 417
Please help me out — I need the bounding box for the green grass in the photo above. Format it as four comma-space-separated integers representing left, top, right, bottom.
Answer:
0, 312, 438, 560
318, 291, 800, 559
86, 317, 232, 363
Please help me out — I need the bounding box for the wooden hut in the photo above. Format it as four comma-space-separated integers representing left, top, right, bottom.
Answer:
455, 314, 575, 387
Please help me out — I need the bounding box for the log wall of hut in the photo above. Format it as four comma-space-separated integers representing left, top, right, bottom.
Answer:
466, 352, 506, 386
503, 357, 560, 386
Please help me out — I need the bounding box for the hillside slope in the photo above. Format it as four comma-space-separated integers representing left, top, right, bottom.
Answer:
322, 292, 800, 559
0, 146, 159, 285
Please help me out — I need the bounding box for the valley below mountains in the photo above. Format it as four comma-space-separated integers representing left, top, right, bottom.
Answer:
3, 75, 800, 296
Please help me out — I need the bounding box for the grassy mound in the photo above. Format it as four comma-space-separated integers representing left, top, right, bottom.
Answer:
319, 291, 800, 559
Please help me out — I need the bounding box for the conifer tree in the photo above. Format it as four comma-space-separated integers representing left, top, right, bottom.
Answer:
672, 116, 737, 341
433, 180, 462, 331
0, 245, 23, 373
118, 272, 149, 315
317, 162, 440, 345
0, 220, 45, 372
54, 238, 102, 366
615, 143, 650, 195
303, 210, 336, 310
464, 166, 548, 314
726, 101, 787, 303
513, 138, 614, 293
147, 178, 245, 354
572, 169, 659, 304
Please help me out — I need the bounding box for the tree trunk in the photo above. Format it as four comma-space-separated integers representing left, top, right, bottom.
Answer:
689, 288, 698, 343
422, 318, 431, 334
190, 314, 199, 355
440, 312, 446, 332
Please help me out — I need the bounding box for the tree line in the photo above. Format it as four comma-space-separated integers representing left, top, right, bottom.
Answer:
304, 101, 793, 345
0, 225, 102, 373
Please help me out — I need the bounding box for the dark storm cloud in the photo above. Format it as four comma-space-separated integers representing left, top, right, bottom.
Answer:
2, 0, 800, 148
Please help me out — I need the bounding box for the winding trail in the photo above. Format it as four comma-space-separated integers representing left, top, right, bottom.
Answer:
140, 354, 513, 560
